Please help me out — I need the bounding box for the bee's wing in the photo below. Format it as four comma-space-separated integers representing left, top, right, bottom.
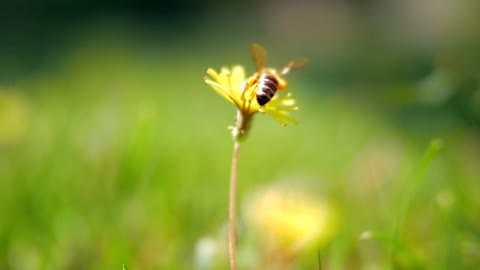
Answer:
251, 43, 267, 72
280, 58, 309, 75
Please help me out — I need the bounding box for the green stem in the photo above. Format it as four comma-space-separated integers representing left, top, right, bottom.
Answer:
228, 140, 241, 270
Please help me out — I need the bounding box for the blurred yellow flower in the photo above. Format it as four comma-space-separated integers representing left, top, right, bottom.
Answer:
205, 66, 298, 140
0, 90, 29, 145
245, 186, 338, 255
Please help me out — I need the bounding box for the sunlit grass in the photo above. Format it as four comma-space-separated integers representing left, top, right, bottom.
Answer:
0, 30, 479, 269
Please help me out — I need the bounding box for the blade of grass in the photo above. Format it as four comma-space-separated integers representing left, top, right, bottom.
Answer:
390, 138, 443, 266
318, 250, 322, 270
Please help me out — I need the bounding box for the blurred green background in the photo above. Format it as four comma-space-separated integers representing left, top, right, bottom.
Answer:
1, 0, 480, 269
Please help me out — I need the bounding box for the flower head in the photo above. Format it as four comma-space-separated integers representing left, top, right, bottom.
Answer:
245, 185, 339, 255
205, 65, 298, 140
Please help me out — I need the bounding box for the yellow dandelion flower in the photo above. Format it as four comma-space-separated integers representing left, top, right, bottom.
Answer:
245, 186, 339, 255
205, 65, 298, 140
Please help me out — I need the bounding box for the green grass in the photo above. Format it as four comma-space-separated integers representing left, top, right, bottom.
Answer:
1, 30, 479, 270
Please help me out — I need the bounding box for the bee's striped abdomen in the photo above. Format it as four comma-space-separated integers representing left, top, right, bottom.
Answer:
256, 74, 279, 105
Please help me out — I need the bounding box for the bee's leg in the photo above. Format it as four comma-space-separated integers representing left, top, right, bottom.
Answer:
277, 77, 288, 90
246, 76, 258, 87
241, 76, 258, 98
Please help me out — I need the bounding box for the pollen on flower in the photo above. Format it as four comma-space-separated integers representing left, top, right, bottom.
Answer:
204, 66, 299, 131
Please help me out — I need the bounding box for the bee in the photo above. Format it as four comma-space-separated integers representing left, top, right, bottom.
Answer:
246, 43, 308, 106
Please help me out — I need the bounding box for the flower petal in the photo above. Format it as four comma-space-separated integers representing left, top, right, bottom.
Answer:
230, 65, 247, 93
270, 92, 296, 106
205, 79, 237, 106
264, 106, 299, 126
206, 68, 221, 82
